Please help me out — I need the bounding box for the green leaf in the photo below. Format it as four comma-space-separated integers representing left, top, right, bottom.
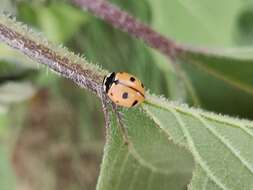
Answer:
18, 3, 87, 43
146, 0, 253, 117
0, 0, 16, 14
0, 82, 35, 113
0, 146, 16, 190
235, 6, 253, 45
97, 108, 194, 190
0, 44, 37, 71
178, 51, 253, 118
148, 0, 243, 46
143, 94, 253, 190
37, 3, 87, 43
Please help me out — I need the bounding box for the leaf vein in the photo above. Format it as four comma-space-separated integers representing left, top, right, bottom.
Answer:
146, 171, 154, 190
114, 152, 130, 190
143, 106, 187, 147
128, 165, 141, 190
202, 175, 209, 190
195, 114, 253, 175
127, 142, 170, 174
169, 108, 228, 190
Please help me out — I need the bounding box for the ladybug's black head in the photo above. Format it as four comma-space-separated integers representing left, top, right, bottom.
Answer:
103, 72, 116, 93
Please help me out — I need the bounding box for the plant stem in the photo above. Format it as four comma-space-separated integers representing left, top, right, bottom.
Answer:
72, 0, 204, 105
0, 18, 104, 95
72, 0, 184, 59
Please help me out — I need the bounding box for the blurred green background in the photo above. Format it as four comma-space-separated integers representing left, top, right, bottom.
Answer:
1, 0, 253, 189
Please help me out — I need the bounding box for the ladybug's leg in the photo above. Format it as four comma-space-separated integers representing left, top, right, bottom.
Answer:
99, 86, 129, 144
112, 104, 129, 145
99, 86, 111, 128
102, 98, 110, 128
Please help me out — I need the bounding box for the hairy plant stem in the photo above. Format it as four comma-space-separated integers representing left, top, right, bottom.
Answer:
72, 0, 185, 59
0, 20, 103, 96
72, 0, 203, 105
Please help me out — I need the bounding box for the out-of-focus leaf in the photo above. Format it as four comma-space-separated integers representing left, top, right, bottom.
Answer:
17, 2, 38, 26
146, 0, 245, 105
0, 106, 7, 115
178, 50, 253, 118
57, 78, 105, 139
148, 0, 243, 46
37, 3, 87, 43
145, 0, 253, 117
0, 44, 37, 70
0, 82, 35, 104
235, 6, 253, 45
11, 89, 101, 190
0, 146, 16, 190
18, 2, 88, 43
97, 108, 194, 190
0, 0, 16, 14
0, 113, 8, 127
0, 44, 38, 114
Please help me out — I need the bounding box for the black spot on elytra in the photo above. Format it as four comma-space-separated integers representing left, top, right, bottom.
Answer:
116, 100, 119, 103
141, 83, 144, 88
132, 100, 138, 107
130, 77, 135, 82
122, 92, 128, 99
110, 93, 113, 96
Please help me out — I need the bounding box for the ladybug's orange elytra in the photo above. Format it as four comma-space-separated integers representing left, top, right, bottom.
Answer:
103, 72, 145, 108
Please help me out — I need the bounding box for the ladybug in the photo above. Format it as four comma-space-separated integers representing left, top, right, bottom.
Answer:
103, 72, 145, 108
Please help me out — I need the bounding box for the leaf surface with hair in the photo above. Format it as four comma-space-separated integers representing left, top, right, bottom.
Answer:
96, 108, 194, 190
143, 95, 253, 190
